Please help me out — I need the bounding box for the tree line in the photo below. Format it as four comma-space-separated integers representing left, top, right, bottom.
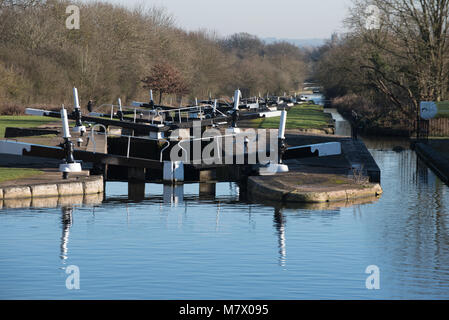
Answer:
313, 0, 449, 134
0, 0, 307, 113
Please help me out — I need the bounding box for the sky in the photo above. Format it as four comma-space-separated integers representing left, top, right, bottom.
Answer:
100, 0, 353, 39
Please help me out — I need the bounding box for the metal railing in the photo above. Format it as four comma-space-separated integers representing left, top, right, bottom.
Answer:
90, 103, 225, 124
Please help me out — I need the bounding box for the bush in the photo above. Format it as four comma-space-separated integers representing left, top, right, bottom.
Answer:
0, 102, 26, 115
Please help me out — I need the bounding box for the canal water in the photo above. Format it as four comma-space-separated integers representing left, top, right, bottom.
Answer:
1, 140, 448, 299
324, 108, 352, 136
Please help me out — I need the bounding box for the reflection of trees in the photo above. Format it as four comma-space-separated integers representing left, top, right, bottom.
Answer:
395, 149, 449, 284
433, 180, 448, 269
364, 141, 449, 293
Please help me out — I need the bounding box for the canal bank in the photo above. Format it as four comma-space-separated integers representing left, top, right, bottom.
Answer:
244, 107, 382, 204
413, 141, 449, 184
248, 172, 382, 203
0, 169, 104, 202
246, 132, 382, 204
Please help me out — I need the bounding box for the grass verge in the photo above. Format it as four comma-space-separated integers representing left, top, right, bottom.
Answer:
0, 167, 44, 183
0, 115, 58, 138
251, 104, 333, 130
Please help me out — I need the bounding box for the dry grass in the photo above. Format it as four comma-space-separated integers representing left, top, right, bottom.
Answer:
0, 102, 26, 115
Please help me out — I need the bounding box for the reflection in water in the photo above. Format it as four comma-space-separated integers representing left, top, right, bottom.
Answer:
163, 184, 184, 206
324, 108, 351, 136
215, 202, 220, 232
363, 137, 449, 296
2, 135, 449, 299
60, 206, 73, 262
416, 156, 432, 185
0, 194, 103, 210
199, 182, 216, 199
2, 198, 31, 209
273, 207, 286, 267
128, 183, 145, 202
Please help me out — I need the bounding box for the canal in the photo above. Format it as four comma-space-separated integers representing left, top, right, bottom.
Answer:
0, 138, 448, 299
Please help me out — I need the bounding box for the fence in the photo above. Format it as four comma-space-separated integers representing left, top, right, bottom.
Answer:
429, 118, 449, 137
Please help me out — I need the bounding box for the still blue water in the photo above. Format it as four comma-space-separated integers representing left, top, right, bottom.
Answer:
0, 138, 448, 299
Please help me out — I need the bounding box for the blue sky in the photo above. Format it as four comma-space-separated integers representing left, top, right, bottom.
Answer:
94, 0, 353, 39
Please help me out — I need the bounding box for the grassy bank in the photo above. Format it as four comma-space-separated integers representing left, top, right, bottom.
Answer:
0, 168, 44, 183
251, 104, 333, 130
0, 116, 57, 138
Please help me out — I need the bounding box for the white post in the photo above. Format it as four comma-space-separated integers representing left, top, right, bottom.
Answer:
61, 106, 71, 139
125, 95, 132, 158
72, 87, 86, 135
150, 90, 153, 103
73, 88, 80, 110
233, 89, 241, 110
213, 99, 217, 114
118, 98, 122, 112
127, 135, 131, 158
258, 109, 289, 175
278, 110, 287, 140
117, 98, 124, 121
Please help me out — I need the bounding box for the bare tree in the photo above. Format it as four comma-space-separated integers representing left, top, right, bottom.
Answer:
348, 0, 449, 112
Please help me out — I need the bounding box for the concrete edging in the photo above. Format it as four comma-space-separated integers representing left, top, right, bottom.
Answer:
0, 175, 104, 200
248, 176, 382, 203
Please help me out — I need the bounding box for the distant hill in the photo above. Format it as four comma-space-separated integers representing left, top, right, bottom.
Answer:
263, 37, 326, 48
